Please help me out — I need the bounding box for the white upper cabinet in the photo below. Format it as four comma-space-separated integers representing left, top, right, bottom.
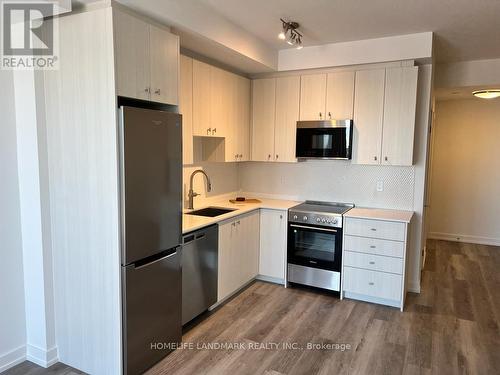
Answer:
352, 69, 386, 165
352, 66, 418, 166
381, 66, 418, 166
209, 66, 231, 138
274, 76, 300, 162
326, 71, 355, 120
179, 55, 193, 165
192, 59, 212, 136
234, 75, 251, 162
113, 8, 179, 105
113, 9, 150, 100
299, 74, 327, 120
251, 78, 276, 161
149, 25, 179, 105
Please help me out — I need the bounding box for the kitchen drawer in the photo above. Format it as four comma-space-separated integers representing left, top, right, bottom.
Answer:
344, 217, 405, 241
344, 251, 403, 274
344, 235, 405, 258
343, 266, 402, 301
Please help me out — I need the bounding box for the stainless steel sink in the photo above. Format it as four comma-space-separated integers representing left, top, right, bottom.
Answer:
185, 207, 236, 217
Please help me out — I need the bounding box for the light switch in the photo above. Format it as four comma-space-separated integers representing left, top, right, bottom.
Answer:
376, 180, 384, 192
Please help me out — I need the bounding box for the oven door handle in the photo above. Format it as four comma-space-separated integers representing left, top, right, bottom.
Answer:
290, 224, 338, 233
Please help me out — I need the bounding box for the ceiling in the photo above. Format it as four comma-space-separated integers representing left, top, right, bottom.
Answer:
198, 0, 500, 63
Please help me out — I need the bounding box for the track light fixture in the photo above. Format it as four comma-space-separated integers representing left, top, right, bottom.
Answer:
278, 18, 303, 49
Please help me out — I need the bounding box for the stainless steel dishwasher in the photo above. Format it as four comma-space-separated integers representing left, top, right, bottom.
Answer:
182, 224, 218, 325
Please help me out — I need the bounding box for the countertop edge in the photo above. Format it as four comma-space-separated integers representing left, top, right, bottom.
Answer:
344, 207, 414, 223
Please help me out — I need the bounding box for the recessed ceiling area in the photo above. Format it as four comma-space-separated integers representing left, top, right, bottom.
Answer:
198, 0, 500, 63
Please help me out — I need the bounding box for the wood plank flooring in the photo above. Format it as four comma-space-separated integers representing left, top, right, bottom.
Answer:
6, 240, 500, 375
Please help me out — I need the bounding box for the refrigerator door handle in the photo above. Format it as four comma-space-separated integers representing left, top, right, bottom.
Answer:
134, 248, 178, 270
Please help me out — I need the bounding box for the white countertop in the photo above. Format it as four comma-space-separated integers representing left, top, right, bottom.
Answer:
344, 207, 414, 223
183, 198, 300, 234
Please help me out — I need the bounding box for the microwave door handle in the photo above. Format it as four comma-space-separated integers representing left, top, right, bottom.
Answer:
290, 224, 338, 233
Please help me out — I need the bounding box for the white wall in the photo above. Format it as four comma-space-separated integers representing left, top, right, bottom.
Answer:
13, 69, 57, 368
0, 71, 27, 372
435, 58, 500, 88
429, 98, 500, 245
240, 162, 415, 210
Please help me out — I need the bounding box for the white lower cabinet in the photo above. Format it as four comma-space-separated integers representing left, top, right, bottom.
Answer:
342, 215, 411, 311
258, 209, 287, 282
217, 211, 260, 302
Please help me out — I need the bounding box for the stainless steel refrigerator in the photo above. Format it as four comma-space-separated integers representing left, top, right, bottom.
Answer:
119, 106, 182, 375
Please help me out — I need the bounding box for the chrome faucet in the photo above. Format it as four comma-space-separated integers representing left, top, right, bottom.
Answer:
187, 169, 212, 209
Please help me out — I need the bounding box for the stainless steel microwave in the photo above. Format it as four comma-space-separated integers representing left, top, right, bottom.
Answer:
295, 119, 353, 160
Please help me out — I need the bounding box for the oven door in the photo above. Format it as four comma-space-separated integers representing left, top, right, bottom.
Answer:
295, 121, 352, 159
287, 223, 342, 271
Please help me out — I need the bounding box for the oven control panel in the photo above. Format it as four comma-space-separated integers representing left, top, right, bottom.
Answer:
288, 211, 342, 228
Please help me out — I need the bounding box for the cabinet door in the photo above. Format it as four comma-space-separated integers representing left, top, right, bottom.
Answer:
210, 66, 231, 138
274, 76, 300, 162
236, 76, 251, 161
352, 69, 386, 164
243, 211, 260, 281
382, 66, 418, 166
113, 9, 150, 100
259, 209, 286, 280
149, 25, 179, 105
326, 71, 355, 119
192, 60, 211, 136
218, 220, 235, 301
179, 55, 193, 165
251, 78, 276, 161
299, 74, 327, 120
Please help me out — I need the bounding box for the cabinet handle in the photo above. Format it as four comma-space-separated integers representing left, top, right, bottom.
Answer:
279, 214, 283, 219
276, 154, 279, 160
235, 154, 238, 159
369, 261, 375, 265
385, 156, 388, 162
328, 112, 332, 119
368, 282, 375, 286
239, 154, 243, 158
374, 156, 378, 161
370, 228, 377, 231
154, 88, 161, 95
319, 112, 323, 119
370, 245, 376, 248
144, 87, 151, 93
268, 154, 271, 160
212, 128, 217, 135
207, 128, 212, 135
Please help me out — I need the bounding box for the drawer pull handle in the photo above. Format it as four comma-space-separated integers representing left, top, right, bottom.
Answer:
369, 261, 375, 265
370, 245, 376, 248
368, 282, 374, 286
370, 228, 377, 231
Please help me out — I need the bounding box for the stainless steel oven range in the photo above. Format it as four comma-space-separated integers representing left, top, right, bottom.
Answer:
287, 201, 354, 292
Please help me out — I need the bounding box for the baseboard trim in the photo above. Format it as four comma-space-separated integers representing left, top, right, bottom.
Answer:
26, 344, 58, 368
255, 275, 285, 285
407, 282, 421, 293
0, 345, 26, 373
429, 232, 500, 246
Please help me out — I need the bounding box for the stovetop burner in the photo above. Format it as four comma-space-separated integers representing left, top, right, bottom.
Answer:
288, 201, 354, 228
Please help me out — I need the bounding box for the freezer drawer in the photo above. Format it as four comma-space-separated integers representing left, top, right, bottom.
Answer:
182, 225, 218, 325
122, 248, 181, 375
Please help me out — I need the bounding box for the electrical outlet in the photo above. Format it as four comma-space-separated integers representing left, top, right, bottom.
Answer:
376, 180, 384, 192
